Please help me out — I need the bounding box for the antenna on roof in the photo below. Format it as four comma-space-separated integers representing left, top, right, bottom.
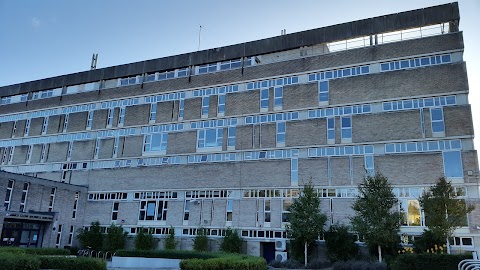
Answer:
198, 25, 202, 51
91, 53, 98, 70
281, 29, 286, 35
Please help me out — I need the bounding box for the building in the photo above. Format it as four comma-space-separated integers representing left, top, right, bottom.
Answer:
0, 2, 478, 260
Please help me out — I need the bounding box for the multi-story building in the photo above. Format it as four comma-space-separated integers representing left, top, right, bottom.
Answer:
0, 2, 478, 260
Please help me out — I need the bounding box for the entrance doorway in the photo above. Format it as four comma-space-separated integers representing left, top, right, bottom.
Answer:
261, 242, 276, 263
1, 219, 45, 247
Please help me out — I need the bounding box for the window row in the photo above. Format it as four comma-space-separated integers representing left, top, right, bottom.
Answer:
380, 54, 451, 72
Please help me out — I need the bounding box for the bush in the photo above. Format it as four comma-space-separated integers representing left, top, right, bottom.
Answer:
392, 253, 472, 270
104, 223, 128, 251
165, 227, 177, 250
0, 252, 41, 270
39, 256, 107, 270
135, 228, 155, 250
306, 258, 332, 269
220, 228, 243, 253
180, 255, 267, 270
77, 221, 103, 251
324, 224, 359, 262
193, 227, 209, 252
413, 230, 445, 253
0, 247, 70, 255
332, 260, 387, 270
115, 249, 219, 259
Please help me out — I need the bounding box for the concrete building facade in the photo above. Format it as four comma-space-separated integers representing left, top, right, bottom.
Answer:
0, 2, 478, 260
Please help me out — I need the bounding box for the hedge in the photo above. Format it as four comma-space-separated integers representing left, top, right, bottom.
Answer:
0, 247, 70, 256
392, 253, 472, 270
39, 256, 106, 270
0, 252, 41, 270
180, 256, 268, 270
115, 249, 221, 259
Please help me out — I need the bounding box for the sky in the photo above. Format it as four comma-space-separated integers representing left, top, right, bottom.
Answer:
0, 0, 479, 152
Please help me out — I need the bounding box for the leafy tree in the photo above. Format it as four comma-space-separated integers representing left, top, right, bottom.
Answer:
104, 223, 128, 251
351, 173, 402, 262
193, 227, 209, 252
76, 221, 103, 251
164, 227, 177, 250
286, 182, 327, 266
135, 228, 155, 250
413, 229, 445, 253
419, 177, 474, 253
220, 228, 243, 253
324, 224, 359, 262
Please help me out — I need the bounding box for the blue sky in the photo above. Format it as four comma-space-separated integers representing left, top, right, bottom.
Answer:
0, 0, 479, 150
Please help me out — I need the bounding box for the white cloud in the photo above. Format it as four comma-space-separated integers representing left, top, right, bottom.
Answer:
31, 17, 40, 29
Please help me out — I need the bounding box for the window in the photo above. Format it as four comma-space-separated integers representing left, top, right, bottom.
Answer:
94, 139, 100, 159
274, 87, 283, 110
119, 76, 140, 86
364, 155, 374, 176
282, 198, 292, 223
226, 199, 233, 222
198, 128, 223, 150
179, 99, 185, 120
11, 121, 17, 138
55, 224, 63, 248
112, 202, 119, 221
139, 200, 168, 221
86, 111, 94, 130
149, 103, 157, 123
227, 127, 236, 150
113, 137, 119, 158
63, 114, 69, 133
202, 96, 209, 118
341, 116, 352, 142
443, 151, 463, 178
118, 107, 125, 127
106, 108, 114, 127
26, 145, 33, 163
48, 188, 56, 212
67, 142, 73, 161
264, 199, 271, 223
19, 183, 29, 212
68, 226, 75, 246
1, 149, 7, 165
143, 133, 168, 154
430, 108, 445, 135
40, 144, 47, 162
198, 63, 217, 74
319, 81, 329, 103
400, 199, 422, 226
291, 158, 298, 186
276, 122, 286, 147
327, 118, 335, 144
24, 119, 31, 136
158, 70, 175, 80
7, 147, 14, 165
4, 180, 14, 211
260, 88, 269, 111
41, 117, 49, 135
72, 192, 79, 219
183, 200, 190, 221
218, 95, 226, 116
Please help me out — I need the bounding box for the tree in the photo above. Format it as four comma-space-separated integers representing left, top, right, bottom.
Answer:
76, 221, 103, 251
418, 177, 474, 253
324, 224, 359, 262
350, 173, 402, 262
220, 228, 243, 253
135, 228, 155, 250
193, 227, 208, 252
104, 223, 128, 251
286, 182, 327, 266
164, 227, 177, 250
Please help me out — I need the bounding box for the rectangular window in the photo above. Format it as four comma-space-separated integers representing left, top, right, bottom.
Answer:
341, 116, 352, 142
291, 158, 298, 186
319, 81, 329, 103
63, 114, 69, 133
364, 155, 374, 176
264, 199, 271, 223
227, 127, 236, 150
149, 103, 157, 123
4, 180, 14, 211
94, 139, 100, 159
40, 144, 47, 163
139, 200, 168, 221
282, 198, 292, 223
48, 188, 56, 212
55, 224, 63, 248
113, 137, 119, 158
11, 121, 17, 138
1, 149, 7, 165
202, 96, 209, 118
198, 128, 223, 150
106, 108, 114, 128
400, 199, 422, 226
26, 145, 33, 163
143, 133, 168, 154
19, 183, 29, 212
276, 122, 286, 147
112, 202, 119, 221
72, 192, 79, 219
179, 99, 185, 120
41, 117, 49, 135
226, 199, 233, 222
327, 117, 335, 144
68, 226, 75, 246
217, 95, 226, 116
86, 111, 94, 130
274, 87, 283, 110
118, 107, 125, 127
67, 142, 73, 161
183, 200, 190, 221
260, 88, 269, 111
7, 147, 14, 165
443, 151, 463, 178
24, 119, 31, 136
430, 108, 445, 135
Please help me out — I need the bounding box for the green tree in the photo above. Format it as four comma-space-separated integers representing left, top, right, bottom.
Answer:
164, 227, 177, 250
419, 177, 474, 253
135, 228, 155, 250
76, 221, 103, 251
104, 223, 128, 251
324, 224, 359, 262
351, 173, 402, 262
193, 227, 208, 252
286, 182, 327, 266
220, 228, 243, 253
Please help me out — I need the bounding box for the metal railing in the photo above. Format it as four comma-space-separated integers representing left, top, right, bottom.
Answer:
458, 251, 480, 270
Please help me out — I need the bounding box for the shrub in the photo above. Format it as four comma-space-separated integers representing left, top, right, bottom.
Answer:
0, 247, 70, 255
324, 224, 359, 262
306, 258, 332, 269
413, 230, 445, 253
135, 228, 155, 250
0, 252, 41, 270
220, 228, 243, 253
104, 223, 128, 251
180, 255, 267, 270
193, 227, 208, 252
332, 260, 387, 270
39, 256, 107, 270
77, 221, 103, 251
115, 249, 219, 259
283, 259, 303, 269
165, 227, 177, 250
392, 253, 472, 270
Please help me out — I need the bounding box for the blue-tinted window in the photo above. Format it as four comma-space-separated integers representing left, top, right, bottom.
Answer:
431, 108, 445, 133
319, 81, 329, 102
441, 54, 451, 63
443, 151, 463, 178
